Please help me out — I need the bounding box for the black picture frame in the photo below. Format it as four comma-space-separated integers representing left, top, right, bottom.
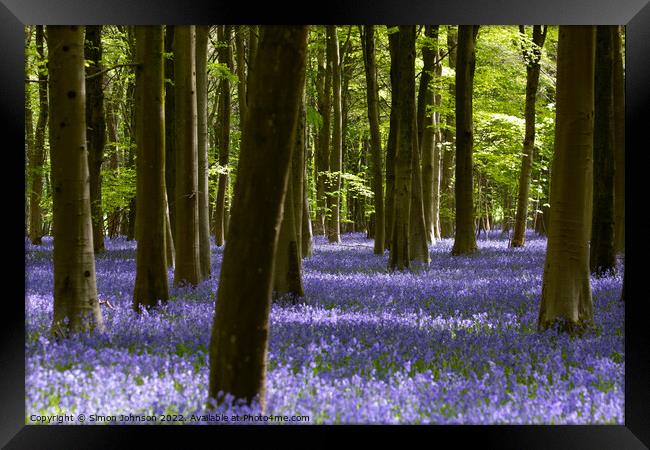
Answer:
3, 0, 649, 448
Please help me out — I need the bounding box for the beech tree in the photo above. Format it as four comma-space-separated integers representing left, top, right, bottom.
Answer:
590, 25, 616, 276
133, 26, 169, 310
48, 25, 104, 336
361, 25, 385, 254
29, 25, 48, 245
173, 25, 201, 286
209, 26, 309, 410
538, 26, 595, 332
196, 25, 211, 280
327, 25, 342, 244
213, 25, 233, 247
510, 25, 547, 248
612, 26, 625, 254
451, 25, 479, 256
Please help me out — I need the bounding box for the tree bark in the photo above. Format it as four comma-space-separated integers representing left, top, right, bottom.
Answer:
209, 26, 309, 411
590, 26, 617, 276
440, 26, 458, 238
164, 26, 176, 243
30, 25, 48, 245
327, 25, 342, 243
511, 25, 547, 247
173, 25, 201, 286
362, 25, 385, 254
48, 25, 105, 336
451, 25, 479, 255
235, 26, 248, 126
133, 26, 170, 311
538, 26, 595, 333
409, 112, 431, 265
612, 26, 625, 254
384, 28, 399, 251
418, 25, 438, 244
196, 25, 212, 280
389, 26, 416, 271
214, 26, 233, 247
315, 31, 330, 236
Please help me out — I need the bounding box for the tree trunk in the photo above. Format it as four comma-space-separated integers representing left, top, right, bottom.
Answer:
409, 112, 431, 265
315, 33, 330, 236
25, 28, 34, 238
48, 25, 105, 336
389, 26, 416, 271
538, 26, 595, 333
440, 26, 458, 238
84, 26, 106, 253
125, 28, 137, 242
590, 26, 617, 276
133, 26, 170, 311
384, 28, 399, 251
235, 26, 248, 126
173, 25, 201, 287
209, 26, 309, 411
511, 25, 547, 248
432, 56, 443, 241
292, 93, 306, 258
418, 25, 438, 244
164, 26, 176, 243
196, 25, 211, 280
362, 25, 385, 254
30, 25, 48, 245
327, 25, 342, 243
213, 26, 233, 247
612, 26, 625, 254
302, 123, 314, 258
451, 26, 479, 256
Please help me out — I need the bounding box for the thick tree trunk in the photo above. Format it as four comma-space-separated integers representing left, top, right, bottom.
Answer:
389, 26, 416, 271
452, 26, 479, 255
196, 26, 212, 280
384, 28, 399, 251
30, 26, 48, 245
235, 26, 248, 126
84, 26, 106, 253
209, 26, 309, 411
612, 26, 625, 254
292, 95, 306, 258
511, 25, 547, 248
173, 25, 201, 286
362, 25, 385, 254
538, 26, 595, 333
440, 26, 458, 238
48, 25, 105, 336
418, 25, 438, 244
133, 26, 170, 311
164, 26, 176, 242
327, 25, 342, 243
590, 26, 617, 276
214, 26, 233, 247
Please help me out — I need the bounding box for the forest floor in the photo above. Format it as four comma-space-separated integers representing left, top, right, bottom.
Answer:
25, 231, 624, 424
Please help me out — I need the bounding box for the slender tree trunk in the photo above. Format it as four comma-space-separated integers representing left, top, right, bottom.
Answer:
292, 93, 306, 258
164, 188, 175, 268
590, 26, 617, 276
133, 26, 170, 311
209, 26, 309, 411
164, 26, 176, 243
538, 26, 595, 333
389, 26, 416, 271
196, 26, 211, 280
302, 128, 314, 258
451, 26, 479, 255
362, 25, 385, 254
384, 28, 399, 251
409, 112, 431, 265
612, 26, 625, 254
327, 25, 342, 243
173, 25, 201, 286
30, 26, 48, 245
440, 26, 458, 238
511, 25, 547, 247
125, 28, 137, 241
105, 97, 122, 238
214, 26, 233, 247
235, 26, 248, 125
48, 25, 105, 336
432, 57, 443, 241
25, 28, 34, 238
418, 25, 438, 244
315, 32, 331, 236
85, 26, 106, 253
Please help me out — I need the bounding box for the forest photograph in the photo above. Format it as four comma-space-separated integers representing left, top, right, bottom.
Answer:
23, 24, 625, 425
